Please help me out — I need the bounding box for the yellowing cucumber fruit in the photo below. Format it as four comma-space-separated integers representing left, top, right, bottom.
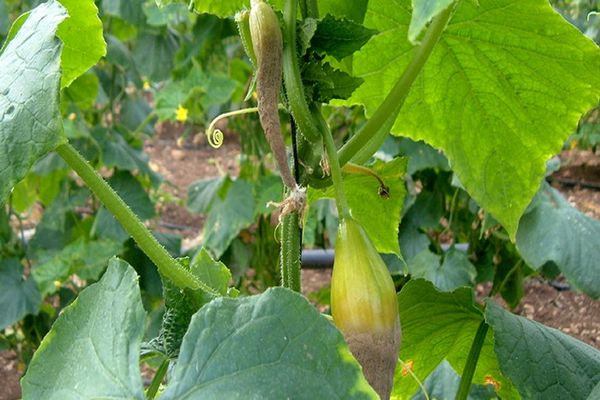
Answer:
331, 217, 401, 399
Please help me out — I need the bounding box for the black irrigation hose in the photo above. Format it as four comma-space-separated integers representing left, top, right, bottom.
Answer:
301, 249, 335, 269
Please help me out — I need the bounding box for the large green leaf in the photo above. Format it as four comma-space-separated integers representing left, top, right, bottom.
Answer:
119, 96, 155, 135
144, 2, 190, 27
516, 183, 600, 298
32, 238, 123, 296
187, 176, 230, 214
407, 247, 476, 292
318, 0, 368, 23
410, 360, 497, 400
190, 247, 232, 296
57, 0, 106, 88
187, 0, 283, 17
346, 0, 600, 237
253, 175, 284, 215
184, 0, 367, 24
133, 31, 177, 82
588, 382, 600, 400
27, 182, 90, 253
160, 287, 378, 399
94, 128, 161, 187
311, 15, 377, 61
303, 61, 364, 102
393, 279, 516, 399
309, 157, 407, 255
203, 179, 256, 259
0, 259, 41, 330
485, 300, 600, 400
21, 259, 145, 400
0, 0, 67, 205
103, 0, 146, 26
155, 67, 238, 121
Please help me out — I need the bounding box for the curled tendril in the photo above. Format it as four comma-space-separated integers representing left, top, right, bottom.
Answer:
207, 127, 224, 148
205, 107, 259, 149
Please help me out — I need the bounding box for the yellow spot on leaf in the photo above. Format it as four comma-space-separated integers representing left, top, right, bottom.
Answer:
175, 105, 189, 122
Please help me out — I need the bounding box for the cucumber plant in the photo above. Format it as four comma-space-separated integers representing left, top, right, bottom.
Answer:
1, 0, 600, 399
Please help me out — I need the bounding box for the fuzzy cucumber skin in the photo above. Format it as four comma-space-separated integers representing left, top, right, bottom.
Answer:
280, 212, 301, 292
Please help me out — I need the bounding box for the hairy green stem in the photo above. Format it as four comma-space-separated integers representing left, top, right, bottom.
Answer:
282, 0, 320, 143
338, 4, 455, 166
56, 143, 217, 294
146, 358, 169, 400
456, 320, 489, 400
280, 211, 301, 292
279, 119, 302, 293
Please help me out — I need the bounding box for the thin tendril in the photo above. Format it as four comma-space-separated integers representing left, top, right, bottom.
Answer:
206, 107, 259, 148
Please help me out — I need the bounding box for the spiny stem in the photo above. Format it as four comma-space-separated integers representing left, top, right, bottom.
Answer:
456, 320, 489, 400
338, 4, 456, 166
280, 211, 301, 292
206, 107, 259, 148
55, 142, 217, 295
278, 118, 303, 293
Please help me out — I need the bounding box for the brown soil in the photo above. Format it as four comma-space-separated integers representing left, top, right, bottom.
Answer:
1, 130, 598, 398
551, 149, 600, 219
515, 279, 600, 348
0, 352, 21, 400
144, 122, 241, 240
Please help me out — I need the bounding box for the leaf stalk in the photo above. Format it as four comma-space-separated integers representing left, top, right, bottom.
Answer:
56, 142, 217, 294
456, 319, 489, 400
